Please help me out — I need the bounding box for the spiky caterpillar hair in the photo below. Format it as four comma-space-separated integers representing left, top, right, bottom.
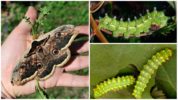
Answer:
98, 7, 169, 38
93, 75, 135, 98
132, 48, 173, 98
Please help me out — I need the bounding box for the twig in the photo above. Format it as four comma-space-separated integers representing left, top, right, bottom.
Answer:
90, 14, 108, 43
90, 1, 105, 13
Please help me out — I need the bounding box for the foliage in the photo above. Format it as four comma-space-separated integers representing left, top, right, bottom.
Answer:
35, 80, 50, 99
90, 44, 176, 98
1, 1, 88, 43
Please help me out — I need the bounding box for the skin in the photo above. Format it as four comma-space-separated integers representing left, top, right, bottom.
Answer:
1, 6, 89, 98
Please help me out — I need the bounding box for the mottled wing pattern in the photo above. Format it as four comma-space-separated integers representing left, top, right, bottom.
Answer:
50, 25, 78, 50
37, 49, 70, 80
11, 25, 78, 85
11, 52, 42, 85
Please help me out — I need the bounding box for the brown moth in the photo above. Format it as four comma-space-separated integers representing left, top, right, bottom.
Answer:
11, 25, 79, 85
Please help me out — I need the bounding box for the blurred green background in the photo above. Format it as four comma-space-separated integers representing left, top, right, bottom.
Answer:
1, 1, 88, 99
90, 44, 176, 99
1, 1, 88, 43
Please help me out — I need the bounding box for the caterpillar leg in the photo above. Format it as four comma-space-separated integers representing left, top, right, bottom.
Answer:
93, 75, 135, 98
132, 48, 173, 98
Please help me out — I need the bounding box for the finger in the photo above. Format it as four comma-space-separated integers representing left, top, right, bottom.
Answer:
57, 73, 88, 87
75, 25, 89, 35
39, 68, 64, 89
70, 41, 89, 53
12, 80, 36, 97
1, 64, 36, 98
1, 6, 37, 70
76, 41, 89, 53
1, 7, 37, 97
65, 56, 88, 71
13, 6, 37, 34
40, 68, 88, 88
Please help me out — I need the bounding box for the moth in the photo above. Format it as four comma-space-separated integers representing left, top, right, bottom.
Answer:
93, 75, 135, 98
11, 25, 79, 85
98, 7, 169, 38
132, 48, 173, 98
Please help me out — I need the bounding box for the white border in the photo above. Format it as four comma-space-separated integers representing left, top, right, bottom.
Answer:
0, 0, 178, 99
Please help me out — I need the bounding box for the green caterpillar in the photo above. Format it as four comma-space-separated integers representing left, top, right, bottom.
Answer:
93, 75, 135, 98
132, 48, 173, 98
99, 7, 169, 38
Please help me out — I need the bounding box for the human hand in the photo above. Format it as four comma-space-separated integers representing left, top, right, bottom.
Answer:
1, 6, 89, 98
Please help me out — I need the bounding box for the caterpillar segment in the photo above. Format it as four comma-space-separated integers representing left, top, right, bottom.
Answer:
98, 7, 169, 38
132, 48, 173, 98
93, 75, 135, 98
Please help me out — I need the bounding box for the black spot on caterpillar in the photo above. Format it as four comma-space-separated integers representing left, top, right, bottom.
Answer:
132, 48, 173, 98
99, 7, 169, 38
93, 75, 135, 98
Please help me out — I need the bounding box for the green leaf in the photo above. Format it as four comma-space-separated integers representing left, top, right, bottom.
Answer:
90, 44, 176, 98
167, 1, 176, 9
35, 80, 49, 99
155, 49, 176, 98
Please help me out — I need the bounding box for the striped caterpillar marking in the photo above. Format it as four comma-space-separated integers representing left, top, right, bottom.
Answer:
99, 7, 168, 38
132, 48, 173, 98
93, 75, 135, 98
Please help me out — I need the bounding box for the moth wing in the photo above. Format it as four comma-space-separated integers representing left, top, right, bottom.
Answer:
36, 25, 78, 50
37, 49, 71, 80
25, 36, 50, 57
11, 54, 41, 85
52, 25, 79, 50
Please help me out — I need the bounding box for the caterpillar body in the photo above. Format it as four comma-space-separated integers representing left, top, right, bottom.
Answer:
132, 48, 173, 98
98, 7, 169, 38
93, 75, 135, 98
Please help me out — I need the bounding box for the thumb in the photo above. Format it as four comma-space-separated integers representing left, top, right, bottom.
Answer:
1, 6, 38, 98
1, 6, 37, 70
